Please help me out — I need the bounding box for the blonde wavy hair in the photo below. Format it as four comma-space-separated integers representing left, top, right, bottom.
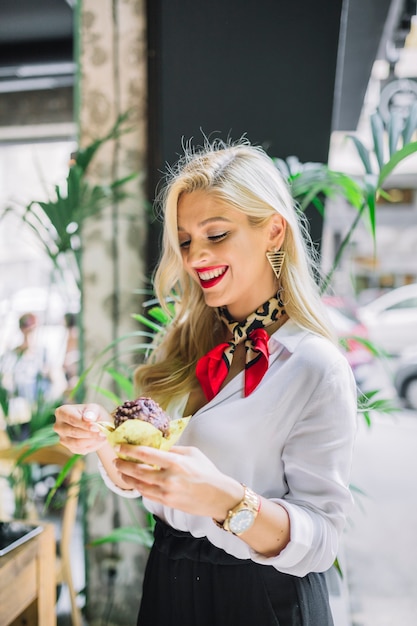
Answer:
135, 138, 336, 409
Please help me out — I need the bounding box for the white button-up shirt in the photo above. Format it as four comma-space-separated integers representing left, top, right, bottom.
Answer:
99, 320, 357, 577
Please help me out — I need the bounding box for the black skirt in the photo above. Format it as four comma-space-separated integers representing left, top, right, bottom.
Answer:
137, 518, 334, 626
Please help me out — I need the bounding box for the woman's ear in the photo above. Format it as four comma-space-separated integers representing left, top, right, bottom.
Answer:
267, 214, 286, 249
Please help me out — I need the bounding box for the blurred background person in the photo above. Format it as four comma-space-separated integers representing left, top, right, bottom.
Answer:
63, 312, 80, 396
0, 312, 67, 438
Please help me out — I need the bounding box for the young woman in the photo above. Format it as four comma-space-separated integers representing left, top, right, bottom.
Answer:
54, 140, 357, 625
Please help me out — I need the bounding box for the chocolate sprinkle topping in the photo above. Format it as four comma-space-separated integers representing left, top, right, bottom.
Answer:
112, 397, 170, 437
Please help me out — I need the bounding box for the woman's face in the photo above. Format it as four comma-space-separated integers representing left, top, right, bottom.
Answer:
177, 190, 285, 320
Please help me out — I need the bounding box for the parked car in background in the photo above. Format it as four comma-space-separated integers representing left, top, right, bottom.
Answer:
357, 283, 417, 356
393, 347, 417, 411
323, 296, 374, 386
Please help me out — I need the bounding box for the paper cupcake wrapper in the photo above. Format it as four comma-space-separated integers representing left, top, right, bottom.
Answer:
97, 416, 191, 460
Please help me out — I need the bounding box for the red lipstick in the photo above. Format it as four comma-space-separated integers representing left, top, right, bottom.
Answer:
196, 266, 228, 289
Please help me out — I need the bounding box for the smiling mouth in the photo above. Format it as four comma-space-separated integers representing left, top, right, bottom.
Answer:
196, 266, 228, 287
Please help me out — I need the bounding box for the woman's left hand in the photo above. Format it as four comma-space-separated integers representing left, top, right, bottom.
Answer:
113, 444, 243, 519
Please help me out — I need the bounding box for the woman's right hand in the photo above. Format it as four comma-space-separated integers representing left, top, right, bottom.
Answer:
54, 403, 110, 455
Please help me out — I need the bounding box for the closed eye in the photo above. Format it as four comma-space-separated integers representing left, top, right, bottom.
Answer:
179, 232, 229, 249
208, 232, 229, 242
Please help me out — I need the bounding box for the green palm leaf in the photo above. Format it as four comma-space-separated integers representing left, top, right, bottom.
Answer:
349, 135, 374, 174
370, 111, 385, 169
105, 367, 135, 399
378, 141, 417, 187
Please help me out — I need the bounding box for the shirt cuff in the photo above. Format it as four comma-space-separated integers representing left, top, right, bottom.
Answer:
249, 499, 315, 571
97, 458, 141, 499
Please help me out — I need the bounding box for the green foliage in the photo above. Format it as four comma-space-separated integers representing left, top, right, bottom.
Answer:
24, 166, 135, 262
44, 453, 83, 510
274, 157, 364, 216
0, 376, 60, 447
0, 104, 132, 511
0, 384, 9, 417
1, 395, 60, 511
0, 111, 137, 287
338, 335, 388, 359
72, 297, 173, 406
346, 105, 417, 243
357, 389, 400, 427
276, 105, 417, 295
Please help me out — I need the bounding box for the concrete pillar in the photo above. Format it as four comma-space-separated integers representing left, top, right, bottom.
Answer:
78, 1, 149, 623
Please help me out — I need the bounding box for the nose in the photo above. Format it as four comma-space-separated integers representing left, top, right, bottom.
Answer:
187, 239, 209, 267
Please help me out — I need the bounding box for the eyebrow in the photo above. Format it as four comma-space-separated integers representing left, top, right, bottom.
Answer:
177, 216, 232, 231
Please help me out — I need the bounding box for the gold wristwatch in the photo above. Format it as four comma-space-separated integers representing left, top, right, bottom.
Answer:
214, 484, 260, 536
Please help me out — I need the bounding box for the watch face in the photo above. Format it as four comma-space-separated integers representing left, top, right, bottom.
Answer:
228, 509, 255, 535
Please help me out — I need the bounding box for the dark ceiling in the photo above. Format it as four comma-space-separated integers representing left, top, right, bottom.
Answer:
0, 0, 73, 57
0, 0, 74, 94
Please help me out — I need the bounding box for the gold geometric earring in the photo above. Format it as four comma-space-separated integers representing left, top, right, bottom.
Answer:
266, 249, 286, 280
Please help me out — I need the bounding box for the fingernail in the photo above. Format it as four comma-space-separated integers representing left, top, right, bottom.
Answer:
114, 445, 121, 454
90, 425, 100, 432
84, 410, 97, 421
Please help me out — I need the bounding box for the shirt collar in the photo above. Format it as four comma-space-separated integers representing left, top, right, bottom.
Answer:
269, 319, 309, 354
